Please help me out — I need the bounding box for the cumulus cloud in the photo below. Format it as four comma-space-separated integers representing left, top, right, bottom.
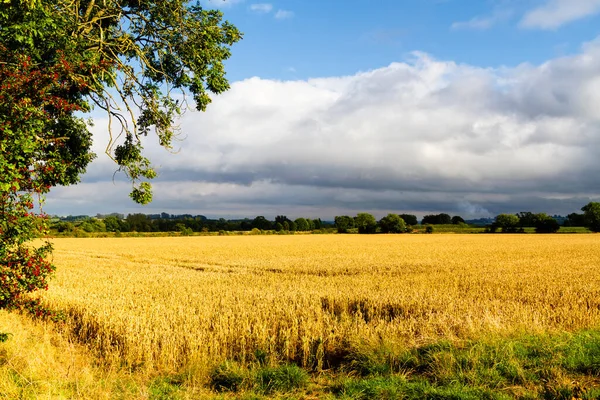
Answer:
521, 0, 600, 29
274, 9, 294, 19
451, 9, 513, 30
249, 3, 272, 13
46, 39, 600, 219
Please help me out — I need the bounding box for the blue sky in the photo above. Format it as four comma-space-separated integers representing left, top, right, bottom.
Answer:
217, 0, 600, 80
47, 0, 600, 219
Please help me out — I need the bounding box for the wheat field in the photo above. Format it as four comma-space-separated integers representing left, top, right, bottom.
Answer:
42, 234, 600, 376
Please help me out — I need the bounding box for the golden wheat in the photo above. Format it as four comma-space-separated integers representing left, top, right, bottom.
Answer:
41, 234, 600, 374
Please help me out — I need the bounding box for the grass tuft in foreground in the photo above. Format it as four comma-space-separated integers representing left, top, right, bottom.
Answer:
329, 331, 600, 399
2, 308, 600, 398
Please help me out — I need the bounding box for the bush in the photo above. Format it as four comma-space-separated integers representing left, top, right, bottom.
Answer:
535, 214, 560, 233
335, 215, 355, 233
451, 216, 465, 225
582, 202, 600, 232
355, 213, 377, 234
254, 364, 308, 394
494, 214, 520, 233
294, 218, 309, 232
379, 214, 406, 233
209, 362, 245, 392
425, 225, 434, 234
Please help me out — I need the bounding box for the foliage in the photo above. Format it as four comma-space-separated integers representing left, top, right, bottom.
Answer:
354, 213, 377, 234
312, 218, 322, 230
0, 0, 240, 313
399, 214, 418, 226
581, 202, 600, 232
1, 0, 241, 202
275, 215, 291, 226
252, 216, 272, 231
288, 220, 297, 232
494, 214, 521, 233
0, 42, 92, 314
517, 212, 537, 227
565, 212, 586, 227
294, 218, 309, 232
425, 225, 434, 234
378, 214, 406, 233
103, 216, 122, 232
334, 215, 355, 233
451, 215, 465, 225
534, 213, 560, 233
422, 213, 452, 225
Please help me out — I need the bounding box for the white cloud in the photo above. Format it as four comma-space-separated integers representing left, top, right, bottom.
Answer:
451, 9, 513, 30
521, 0, 600, 29
451, 16, 495, 30
47, 39, 600, 218
202, 0, 244, 9
274, 9, 294, 19
249, 3, 272, 13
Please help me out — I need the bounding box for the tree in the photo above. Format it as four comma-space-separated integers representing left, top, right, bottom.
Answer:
399, 214, 418, 226
582, 202, 600, 232
334, 216, 354, 233
252, 216, 273, 231
379, 214, 406, 233
275, 215, 291, 226
534, 213, 560, 233
565, 213, 586, 227
451, 216, 465, 225
516, 212, 537, 227
294, 218, 309, 232
0, 1, 240, 313
422, 213, 452, 225
2, 0, 241, 203
355, 213, 377, 234
494, 214, 520, 233
126, 213, 153, 232
288, 221, 297, 232
0, 33, 92, 313
103, 216, 122, 232
79, 218, 106, 233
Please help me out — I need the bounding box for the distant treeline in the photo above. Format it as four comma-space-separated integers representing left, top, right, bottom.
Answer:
50, 202, 600, 235
333, 205, 599, 234
51, 213, 334, 235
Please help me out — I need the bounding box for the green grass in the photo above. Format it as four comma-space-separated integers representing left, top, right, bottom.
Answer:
253, 364, 309, 394
415, 224, 486, 234
4, 314, 600, 398
200, 330, 600, 398
558, 226, 592, 233
327, 331, 600, 399
148, 376, 184, 400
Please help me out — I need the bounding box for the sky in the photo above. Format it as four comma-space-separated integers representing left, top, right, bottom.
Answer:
46, 0, 600, 219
